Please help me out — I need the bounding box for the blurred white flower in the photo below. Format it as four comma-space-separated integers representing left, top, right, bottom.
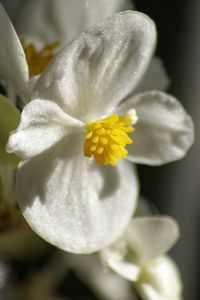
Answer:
101, 216, 183, 300
7, 11, 194, 254
0, 0, 133, 103
0, 4, 30, 103
15, 0, 170, 94
15, 0, 134, 46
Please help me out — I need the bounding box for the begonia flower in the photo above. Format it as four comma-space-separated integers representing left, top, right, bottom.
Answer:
15, 0, 134, 45
15, 0, 170, 95
101, 216, 183, 300
0, 0, 169, 105
0, 3, 62, 103
0, 0, 133, 103
7, 11, 194, 254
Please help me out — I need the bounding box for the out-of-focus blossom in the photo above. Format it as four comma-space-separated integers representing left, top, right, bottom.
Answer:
14, 0, 169, 95
7, 11, 194, 254
0, 4, 62, 103
15, 0, 134, 45
0, 4, 30, 103
0, 0, 133, 103
101, 216, 183, 300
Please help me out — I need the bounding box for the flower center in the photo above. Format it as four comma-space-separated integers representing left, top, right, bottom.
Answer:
84, 109, 138, 166
21, 39, 59, 77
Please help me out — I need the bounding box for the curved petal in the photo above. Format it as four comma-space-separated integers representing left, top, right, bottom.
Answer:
126, 217, 180, 261
137, 256, 183, 300
0, 4, 29, 101
6, 99, 84, 160
16, 140, 138, 253
117, 91, 194, 165
101, 243, 140, 281
15, 0, 134, 45
134, 57, 170, 94
33, 11, 156, 122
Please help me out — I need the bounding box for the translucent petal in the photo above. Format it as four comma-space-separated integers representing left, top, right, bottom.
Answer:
0, 4, 29, 100
16, 144, 138, 253
7, 99, 84, 160
33, 11, 156, 122
117, 91, 194, 165
15, 0, 134, 45
126, 217, 180, 261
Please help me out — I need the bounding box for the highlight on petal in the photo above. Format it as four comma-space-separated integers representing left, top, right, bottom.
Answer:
117, 91, 194, 165
136, 256, 183, 300
126, 217, 180, 261
6, 99, 84, 160
0, 4, 29, 100
15, 0, 134, 45
134, 57, 170, 94
16, 145, 138, 253
33, 11, 156, 122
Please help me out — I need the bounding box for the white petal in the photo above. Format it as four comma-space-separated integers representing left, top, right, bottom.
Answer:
101, 217, 180, 282
7, 99, 84, 160
126, 216, 180, 261
66, 253, 134, 300
15, 0, 134, 45
117, 91, 194, 165
134, 57, 170, 93
16, 143, 138, 253
101, 247, 140, 281
137, 256, 183, 300
101, 235, 141, 281
33, 11, 156, 122
0, 4, 29, 100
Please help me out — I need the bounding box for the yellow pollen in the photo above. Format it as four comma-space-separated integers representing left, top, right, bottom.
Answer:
21, 39, 59, 77
84, 111, 137, 166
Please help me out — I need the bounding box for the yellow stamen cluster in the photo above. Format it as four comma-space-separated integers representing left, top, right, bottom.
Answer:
21, 39, 59, 77
84, 112, 136, 166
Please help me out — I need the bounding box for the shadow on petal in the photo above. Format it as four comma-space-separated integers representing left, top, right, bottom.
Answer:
16, 134, 83, 207
91, 163, 120, 200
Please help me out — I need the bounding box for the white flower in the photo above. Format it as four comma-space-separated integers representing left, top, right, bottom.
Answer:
0, 0, 169, 105
15, 0, 170, 94
101, 216, 183, 300
0, 4, 30, 103
7, 11, 193, 254
0, 0, 133, 103
15, 0, 134, 45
